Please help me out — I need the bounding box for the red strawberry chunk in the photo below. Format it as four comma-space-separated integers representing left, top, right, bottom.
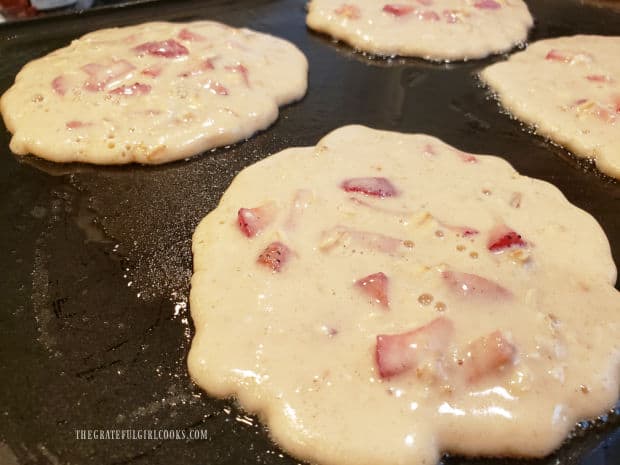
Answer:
335, 4, 361, 19
474, 0, 501, 9
109, 82, 152, 96
545, 49, 592, 64
257, 242, 291, 272
237, 204, 276, 237
141, 65, 164, 78
458, 227, 478, 237
82, 59, 136, 92
375, 317, 454, 378
225, 64, 250, 87
179, 58, 216, 78
586, 74, 611, 83
65, 120, 91, 130
356, 272, 389, 309
487, 224, 526, 252
417, 10, 440, 21
203, 58, 216, 70
178, 28, 206, 42
594, 104, 616, 123
341, 177, 398, 197
462, 330, 516, 383
545, 49, 568, 62
454, 150, 478, 163
208, 81, 229, 96
442, 270, 512, 299
439, 221, 479, 237
133, 39, 189, 58
423, 144, 436, 156
383, 4, 414, 16
52, 75, 69, 96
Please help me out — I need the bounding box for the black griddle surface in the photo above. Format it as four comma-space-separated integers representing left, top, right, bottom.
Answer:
0, 1, 618, 464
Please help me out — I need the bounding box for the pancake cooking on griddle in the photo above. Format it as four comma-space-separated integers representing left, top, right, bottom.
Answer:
189, 125, 620, 465
306, 0, 533, 60
0, 20, 308, 164
482, 35, 620, 179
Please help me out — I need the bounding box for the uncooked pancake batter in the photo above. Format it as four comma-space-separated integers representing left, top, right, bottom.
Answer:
306, 0, 533, 61
481, 35, 620, 179
0, 21, 308, 164
189, 126, 619, 465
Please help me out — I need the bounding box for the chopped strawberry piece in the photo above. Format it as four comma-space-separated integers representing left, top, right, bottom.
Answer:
178, 28, 206, 41
586, 75, 610, 83
442, 270, 512, 299
65, 120, 90, 130
423, 144, 436, 156
335, 4, 361, 19
545, 49, 592, 64
454, 150, 478, 163
375, 317, 454, 378
224, 64, 250, 87
438, 221, 479, 237
341, 177, 399, 197
285, 189, 313, 230
594, 105, 616, 123
442, 9, 458, 23
237, 204, 276, 237
109, 82, 152, 96
320, 227, 408, 254
133, 39, 189, 58
179, 59, 216, 78
487, 224, 526, 252
458, 227, 478, 237
82, 59, 136, 92
462, 330, 516, 383
52, 75, 69, 96
213, 83, 229, 95
417, 10, 440, 21
356, 272, 389, 308
203, 58, 216, 70
141, 65, 164, 78
383, 4, 414, 16
572, 99, 618, 123
257, 242, 291, 272
474, 0, 501, 9
545, 49, 568, 62
205, 80, 229, 95
348, 196, 411, 216
349, 229, 405, 253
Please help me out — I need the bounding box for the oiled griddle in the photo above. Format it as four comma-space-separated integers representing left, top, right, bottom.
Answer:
0, 1, 618, 464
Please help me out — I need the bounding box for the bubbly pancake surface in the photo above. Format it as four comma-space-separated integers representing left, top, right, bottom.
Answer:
306, 0, 533, 61
481, 35, 620, 179
0, 21, 307, 164
189, 125, 619, 465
